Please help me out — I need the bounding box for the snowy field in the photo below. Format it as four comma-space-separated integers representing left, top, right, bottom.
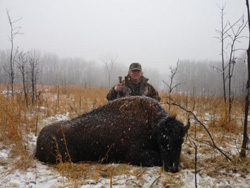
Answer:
0, 111, 249, 188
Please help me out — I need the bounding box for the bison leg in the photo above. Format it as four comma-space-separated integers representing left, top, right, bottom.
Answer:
35, 133, 78, 164
126, 149, 162, 167
139, 150, 162, 166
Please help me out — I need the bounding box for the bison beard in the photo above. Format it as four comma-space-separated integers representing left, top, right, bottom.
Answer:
35, 96, 189, 172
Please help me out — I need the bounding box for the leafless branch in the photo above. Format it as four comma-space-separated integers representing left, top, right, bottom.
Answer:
150, 176, 161, 188
168, 101, 232, 161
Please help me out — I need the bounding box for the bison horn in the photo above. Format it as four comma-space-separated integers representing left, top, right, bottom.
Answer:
183, 118, 190, 134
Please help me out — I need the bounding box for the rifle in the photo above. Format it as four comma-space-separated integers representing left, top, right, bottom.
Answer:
118, 76, 122, 97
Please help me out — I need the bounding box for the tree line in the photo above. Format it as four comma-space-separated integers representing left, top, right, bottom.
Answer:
175, 57, 247, 97
0, 50, 164, 89
0, 49, 247, 96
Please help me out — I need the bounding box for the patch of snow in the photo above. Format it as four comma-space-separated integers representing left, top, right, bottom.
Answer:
0, 149, 9, 159
41, 113, 70, 126
37, 106, 47, 110
0, 162, 68, 188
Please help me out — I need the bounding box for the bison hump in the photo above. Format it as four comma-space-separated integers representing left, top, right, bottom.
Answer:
73, 96, 168, 129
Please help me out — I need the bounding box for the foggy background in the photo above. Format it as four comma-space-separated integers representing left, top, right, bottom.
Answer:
0, 0, 248, 95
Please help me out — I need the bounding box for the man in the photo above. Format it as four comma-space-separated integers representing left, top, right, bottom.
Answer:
106, 62, 161, 101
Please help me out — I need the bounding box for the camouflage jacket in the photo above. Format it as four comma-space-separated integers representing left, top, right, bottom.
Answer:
106, 75, 161, 102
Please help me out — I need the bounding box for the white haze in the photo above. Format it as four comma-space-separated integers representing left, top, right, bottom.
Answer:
0, 0, 248, 73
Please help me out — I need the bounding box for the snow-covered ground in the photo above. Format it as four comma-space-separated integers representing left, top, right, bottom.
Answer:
0, 113, 249, 188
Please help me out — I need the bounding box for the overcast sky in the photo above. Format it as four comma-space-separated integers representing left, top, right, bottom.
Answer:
0, 0, 248, 72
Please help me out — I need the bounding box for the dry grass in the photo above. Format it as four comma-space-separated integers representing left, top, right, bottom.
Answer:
0, 83, 249, 187
0, 84, 108, 167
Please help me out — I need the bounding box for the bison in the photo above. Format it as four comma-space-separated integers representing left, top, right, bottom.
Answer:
35, 96, 189, 172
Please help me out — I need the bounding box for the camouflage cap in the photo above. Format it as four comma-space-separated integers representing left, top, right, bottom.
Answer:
129, 63, 142, 71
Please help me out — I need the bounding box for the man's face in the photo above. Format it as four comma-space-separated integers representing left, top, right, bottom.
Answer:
129, 70, 142, 81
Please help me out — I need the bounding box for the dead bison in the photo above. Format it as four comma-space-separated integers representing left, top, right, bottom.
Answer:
35, 96, 189, 172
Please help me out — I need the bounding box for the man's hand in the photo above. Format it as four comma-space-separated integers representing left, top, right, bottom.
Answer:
114, 83, 123, 92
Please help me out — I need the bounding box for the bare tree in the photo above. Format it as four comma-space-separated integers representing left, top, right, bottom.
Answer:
28, 51, 40, 106
227, 17, 247, 121
3, 10, 22, 96
215, 4, 227, 104
215, 5, 247, 121
162, 60, 182, 112
240, 0, 250, 158
17, 51, 29, 106
101, 54, 118, 88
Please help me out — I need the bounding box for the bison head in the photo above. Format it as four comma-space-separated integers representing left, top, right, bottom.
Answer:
157, 116, 190, 173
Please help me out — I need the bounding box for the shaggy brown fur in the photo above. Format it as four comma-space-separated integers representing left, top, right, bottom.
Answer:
35, 96, 189, 172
